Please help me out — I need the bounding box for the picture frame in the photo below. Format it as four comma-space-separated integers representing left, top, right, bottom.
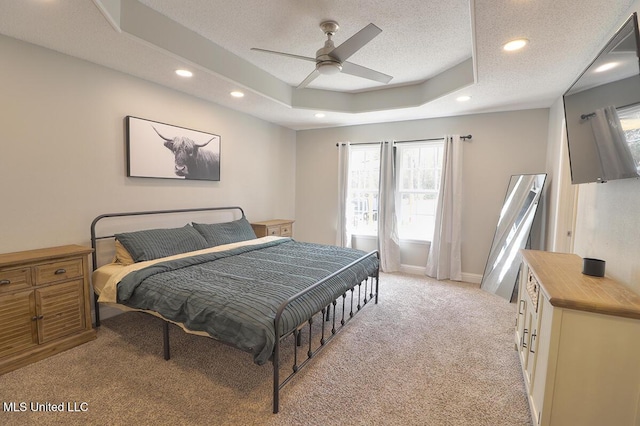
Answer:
126, 116, 221, 181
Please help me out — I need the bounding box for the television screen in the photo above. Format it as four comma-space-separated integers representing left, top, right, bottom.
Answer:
563, 13, 640, 184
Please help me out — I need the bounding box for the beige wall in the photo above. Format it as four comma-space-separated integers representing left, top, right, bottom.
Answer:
0, 35, 296, 254
295, 109, 550, 278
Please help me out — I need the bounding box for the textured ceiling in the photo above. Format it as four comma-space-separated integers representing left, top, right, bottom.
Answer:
0, 0, 636, 130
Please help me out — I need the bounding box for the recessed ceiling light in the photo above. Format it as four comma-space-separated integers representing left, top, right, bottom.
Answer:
595, 62, 619, 73
315, 113, 326, 118
175, 69, 193, 77
503, 39, 528, 52
230, 91, 245, 98
456, 95, 471, 102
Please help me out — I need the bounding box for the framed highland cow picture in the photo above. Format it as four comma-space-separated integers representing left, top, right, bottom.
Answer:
126, 116, 221, 181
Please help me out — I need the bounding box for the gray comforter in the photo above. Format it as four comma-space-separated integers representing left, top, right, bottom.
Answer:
117, 238, 379, 365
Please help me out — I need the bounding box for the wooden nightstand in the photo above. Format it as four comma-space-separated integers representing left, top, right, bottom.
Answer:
251, 219, 294, 238
0, 244, 97, 375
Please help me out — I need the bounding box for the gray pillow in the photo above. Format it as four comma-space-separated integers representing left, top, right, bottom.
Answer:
192, 216, 257, 247
115, 224, 208, 262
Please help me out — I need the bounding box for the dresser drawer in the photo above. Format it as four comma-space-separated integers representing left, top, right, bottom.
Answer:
0, 267, 31, 293
34, 258, 83, 285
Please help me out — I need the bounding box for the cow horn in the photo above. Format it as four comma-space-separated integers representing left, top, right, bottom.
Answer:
195, 137, 215, 148
152, 126, 173, 142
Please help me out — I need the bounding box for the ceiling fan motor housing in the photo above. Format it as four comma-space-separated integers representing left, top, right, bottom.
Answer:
316, 40, 342, 74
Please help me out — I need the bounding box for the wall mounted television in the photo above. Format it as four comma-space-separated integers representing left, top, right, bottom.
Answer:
563, 12, 640, 184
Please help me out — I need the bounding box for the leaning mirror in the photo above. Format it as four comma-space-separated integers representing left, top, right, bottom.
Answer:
480, 173, 547, 301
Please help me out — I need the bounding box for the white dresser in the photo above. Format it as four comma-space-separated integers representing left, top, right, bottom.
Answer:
516, 250, 640, 426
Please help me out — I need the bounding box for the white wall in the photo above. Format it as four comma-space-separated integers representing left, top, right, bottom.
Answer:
0, 35, 296, 254
295, 109, 550, 278
544, 98, 576, 253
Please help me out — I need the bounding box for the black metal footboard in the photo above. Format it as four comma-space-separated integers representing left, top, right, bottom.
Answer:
272, 250, 380, 413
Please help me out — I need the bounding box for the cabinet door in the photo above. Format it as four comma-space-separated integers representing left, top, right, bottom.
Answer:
516, 297, 527, 351
530, 296, 555, 425
36, 280, 85, 343
515, 266, 528, 351
525, 299, 543, 388
0, 290, 37, 358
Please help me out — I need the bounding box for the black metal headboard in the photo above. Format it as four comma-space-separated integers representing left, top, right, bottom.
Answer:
89, 206, 245, 272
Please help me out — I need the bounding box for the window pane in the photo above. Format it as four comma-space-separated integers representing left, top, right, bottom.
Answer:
348, 146, 380, 236
397, 142, 444, 241
397, 192, 438, 241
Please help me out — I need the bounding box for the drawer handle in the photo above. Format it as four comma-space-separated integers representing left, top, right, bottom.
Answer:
518, 299, 525, 315
0, 279, 10, 285
31, 315, 44, 321
530, 331, 537, 354
54, 268, 67, 275
522, 328, 528, 349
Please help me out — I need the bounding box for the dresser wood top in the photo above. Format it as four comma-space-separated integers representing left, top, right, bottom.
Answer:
522, 250, 640, 320
0, 245, 93, 268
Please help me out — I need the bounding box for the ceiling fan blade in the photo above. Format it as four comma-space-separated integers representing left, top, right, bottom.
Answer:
250, 48, 316, 63
297, 69, 321, 89
341, 61, 393, 84
329, 23, 382, 63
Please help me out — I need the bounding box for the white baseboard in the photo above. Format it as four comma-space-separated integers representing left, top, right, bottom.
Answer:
398, 264, 482, 284
399, 264, 426, 275
462, 273, 482, 284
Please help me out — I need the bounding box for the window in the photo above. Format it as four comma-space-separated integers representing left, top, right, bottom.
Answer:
347, 145, 380, 236
396, 142, 444, 241
616, 104, 640, 172
345, 141, 444, 241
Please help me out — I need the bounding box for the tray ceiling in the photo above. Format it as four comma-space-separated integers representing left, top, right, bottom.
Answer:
0, 0, 635, 130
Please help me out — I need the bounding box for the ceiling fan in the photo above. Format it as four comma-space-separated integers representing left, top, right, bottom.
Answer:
251, 21, 393, 89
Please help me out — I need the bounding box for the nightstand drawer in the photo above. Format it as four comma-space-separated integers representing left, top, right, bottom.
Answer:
34, 258, 83, 285
266, 226, 281, 236
280, 224, 292, 236
0, 267, 31, 293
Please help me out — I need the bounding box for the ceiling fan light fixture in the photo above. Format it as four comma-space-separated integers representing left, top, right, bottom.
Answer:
317, 61, 342, 75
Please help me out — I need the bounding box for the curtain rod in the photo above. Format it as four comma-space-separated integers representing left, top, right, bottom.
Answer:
335, 134, 472, 147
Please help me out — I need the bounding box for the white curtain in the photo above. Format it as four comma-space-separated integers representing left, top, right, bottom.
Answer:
590, 106, 638, 181
336, 142, 352, 247
426, 135, 463, 281
378, 141, 401, 272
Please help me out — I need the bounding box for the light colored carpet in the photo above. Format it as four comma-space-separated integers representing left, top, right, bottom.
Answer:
0, 273, 531, 425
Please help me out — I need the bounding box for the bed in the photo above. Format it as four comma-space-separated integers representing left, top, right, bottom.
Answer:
90, 206, 380, 413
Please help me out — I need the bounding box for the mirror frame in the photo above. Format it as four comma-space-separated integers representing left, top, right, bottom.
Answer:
480, 173, 547, 300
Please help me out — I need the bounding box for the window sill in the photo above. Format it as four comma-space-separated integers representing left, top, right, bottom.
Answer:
352, 234, 431, 245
